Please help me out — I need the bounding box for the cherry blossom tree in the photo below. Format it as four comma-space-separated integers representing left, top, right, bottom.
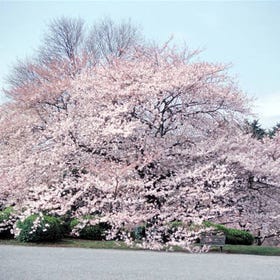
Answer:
1, 43, 279, 250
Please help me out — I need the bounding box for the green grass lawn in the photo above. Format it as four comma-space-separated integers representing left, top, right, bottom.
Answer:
0, 238, 132, 250
215, 244, 280, 256
0, 238, 279, 256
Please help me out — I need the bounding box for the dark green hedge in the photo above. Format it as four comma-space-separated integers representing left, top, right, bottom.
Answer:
204, 221, 254, 245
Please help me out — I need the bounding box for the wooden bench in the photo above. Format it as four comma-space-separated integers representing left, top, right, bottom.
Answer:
200, 235, 226, 252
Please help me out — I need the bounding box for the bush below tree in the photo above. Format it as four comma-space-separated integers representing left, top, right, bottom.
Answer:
16, 214, 63, 242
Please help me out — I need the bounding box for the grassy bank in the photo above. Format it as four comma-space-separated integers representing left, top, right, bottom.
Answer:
0, 238, 279, 256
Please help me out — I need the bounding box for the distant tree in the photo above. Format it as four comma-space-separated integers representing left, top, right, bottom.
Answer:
39, 17, 85, 63
6, 58, 37, 89
6, 17, 85, 92
268, 122, 280, 138
85, 17, 142, 63
245, 119, 266, 140
5, 16, 143, 101
38, 17, 85, 77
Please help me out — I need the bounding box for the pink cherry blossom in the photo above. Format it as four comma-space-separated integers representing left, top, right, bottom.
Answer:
1, 44, 279, 249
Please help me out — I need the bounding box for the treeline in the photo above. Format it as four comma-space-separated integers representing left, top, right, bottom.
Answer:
246, 120, 280, 139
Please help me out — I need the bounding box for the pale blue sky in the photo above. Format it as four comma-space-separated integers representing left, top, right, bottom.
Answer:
0, 1, 280, 127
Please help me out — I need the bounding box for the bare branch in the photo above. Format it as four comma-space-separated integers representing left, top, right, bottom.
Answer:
86, 17, 143, 63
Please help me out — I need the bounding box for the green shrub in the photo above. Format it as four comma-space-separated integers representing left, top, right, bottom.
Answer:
169, 221, 184, 229
223, 227, 254, 245
159, 221, 185, 243
203, 221, 254, 245
69, 218, 79, 229
70, 218, 111, 240
16, 214, 63, 242
59, 214, 73, 237
131, 225, 146, 240
0, 207, 16, 239
79, 223, 110, 240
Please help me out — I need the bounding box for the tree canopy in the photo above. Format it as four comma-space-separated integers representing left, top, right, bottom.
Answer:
1, 17, 279, 250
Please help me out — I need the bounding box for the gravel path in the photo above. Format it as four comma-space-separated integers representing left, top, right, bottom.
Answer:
0, 245, 279, 280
